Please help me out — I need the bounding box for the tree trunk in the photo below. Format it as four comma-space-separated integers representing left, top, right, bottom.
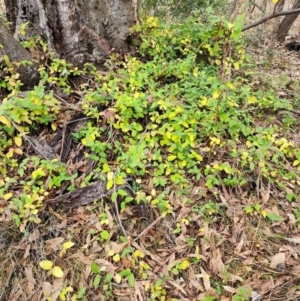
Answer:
270, 0, 285, 47
4, 0, 137, 66
277, 0, 300, 42
0, 18, 40, 89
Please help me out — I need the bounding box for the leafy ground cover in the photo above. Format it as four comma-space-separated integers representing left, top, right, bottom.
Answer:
1, 13, 300, 301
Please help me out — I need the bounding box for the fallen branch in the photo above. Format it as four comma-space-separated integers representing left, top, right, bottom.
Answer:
242, 8, 300, 32
46, 181, 134, 209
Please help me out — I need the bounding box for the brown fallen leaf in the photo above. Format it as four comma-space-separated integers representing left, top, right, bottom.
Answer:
209, 248, 225, 275
269, 252, 286, 269
286, 237, 300, 244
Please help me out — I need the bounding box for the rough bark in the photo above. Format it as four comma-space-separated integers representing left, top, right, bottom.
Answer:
226, 0, 239, 21
277, 0, 300, 42
270, 0, 285, 47
4, 0, 137, 66
0, 19, 39, 89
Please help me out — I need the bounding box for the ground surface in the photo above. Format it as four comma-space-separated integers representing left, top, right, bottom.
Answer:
1, 3, 300, 301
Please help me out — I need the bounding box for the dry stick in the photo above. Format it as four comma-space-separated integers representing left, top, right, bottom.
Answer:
134, 215, 163, 242
113, 177, 128, 238
242, 8, 300, 31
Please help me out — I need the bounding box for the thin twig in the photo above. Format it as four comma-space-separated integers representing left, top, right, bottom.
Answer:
134, 215, 163, 241
59, 124, 67, 161
113, 176, 128, 238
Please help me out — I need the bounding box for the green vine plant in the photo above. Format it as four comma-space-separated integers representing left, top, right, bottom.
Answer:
0, 11, 299, 229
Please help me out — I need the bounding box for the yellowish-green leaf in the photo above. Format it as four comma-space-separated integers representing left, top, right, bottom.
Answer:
32, 168, 46, 180
0, 115, 11, 126
102, 163, 110, 173
51, 266, 64, 278
63, 242, 75, 251
212, 91, 220, 99
178, 259, 190, 270
167, 155, 177, 161
107, 179, 114, 190
3, 193, 13, 201
39, 260, 53, 270
233, 62, 239, 70
116, 176, 125, 185
107, 171, 114, 181
293, 160, 299, 167
168, 112, 177, 119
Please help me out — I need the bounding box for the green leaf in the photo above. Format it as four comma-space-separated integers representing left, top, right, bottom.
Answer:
119, 269, 131, 278
77, 287, 86, 298
128, 273, 135, 287
93, 275, 101, 288
167, 155, 177, 161
91, 262, 100, 274
267, 213, 282, 222
100, 230, 110, 240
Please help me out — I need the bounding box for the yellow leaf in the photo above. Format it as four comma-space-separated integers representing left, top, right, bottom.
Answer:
51, 123, 57, 131
108, 250, 115, 256
113, 254, 120, 262
51, 266, 64, 278
107, 171, 114, 181
227, 22, 234, 29
0, 115, 11, 126
6, 148, 14, 158
212, 91, 220, 99
14, 136, 22, 147
133, 250, 145, 258
63, 242, 75, 250
178, 259, 190, 270
39, 260, 53, 270
14, 148, 23, 155
115, 273, 122, 284
261, 210, 267, 218
3, 193, 13, 201
107, 179, 114, 190
293, 160, 299, 167
233, 62, 239, 70
272, 0, 279, 3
